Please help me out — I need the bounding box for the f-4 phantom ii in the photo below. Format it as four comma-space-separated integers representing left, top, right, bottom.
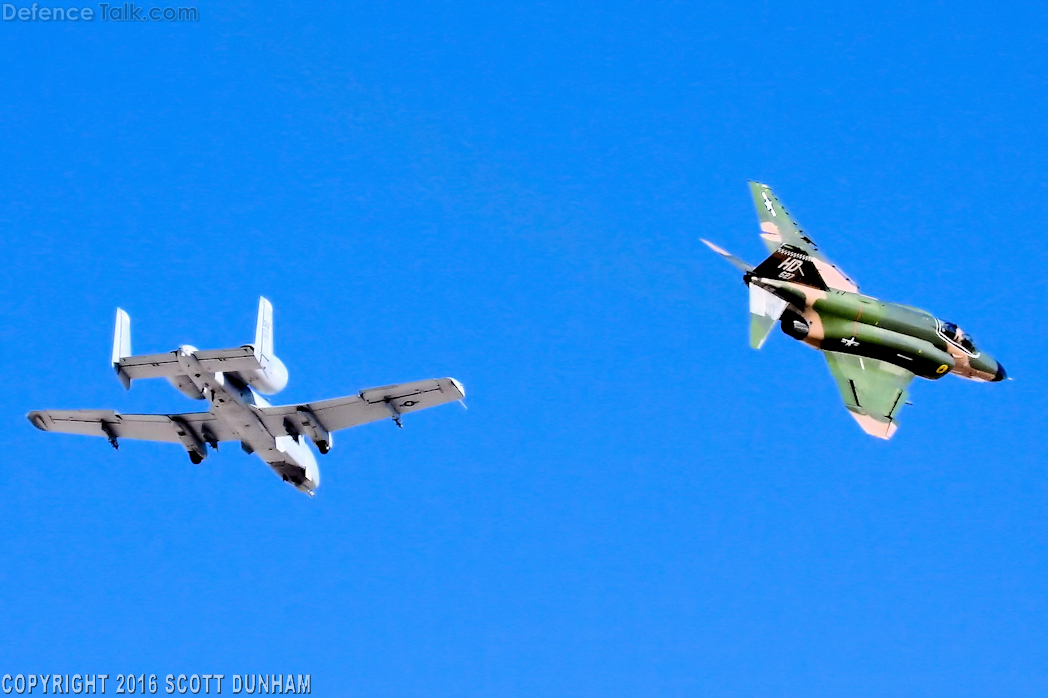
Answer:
27, 298, 465, 495
703, 182, 1005, 439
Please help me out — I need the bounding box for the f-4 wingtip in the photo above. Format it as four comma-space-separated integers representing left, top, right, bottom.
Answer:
849, 411, 899, 440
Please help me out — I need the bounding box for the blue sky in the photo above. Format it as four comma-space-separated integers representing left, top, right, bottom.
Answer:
2, 0, 1047, 694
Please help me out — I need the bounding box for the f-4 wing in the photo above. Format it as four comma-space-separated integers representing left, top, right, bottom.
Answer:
257, 378, 465, 451
823, 352, 914, 439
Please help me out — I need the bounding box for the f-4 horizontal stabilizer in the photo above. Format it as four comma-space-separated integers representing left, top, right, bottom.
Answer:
749, 284, 787, 349
701, 239, 754, 273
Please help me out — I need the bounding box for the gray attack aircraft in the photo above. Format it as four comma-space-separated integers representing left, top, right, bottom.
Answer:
704, 182, 1005, 439
28, 298, 465, 495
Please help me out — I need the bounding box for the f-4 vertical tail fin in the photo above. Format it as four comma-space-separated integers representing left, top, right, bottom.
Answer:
254, 296, 274, 362
751, 244, 831, 291
112, 308, 132, 390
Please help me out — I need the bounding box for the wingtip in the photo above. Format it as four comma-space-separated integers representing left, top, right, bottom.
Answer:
849, 412, 898, 440
700, 238, 726, 255
26, 412, 48, 431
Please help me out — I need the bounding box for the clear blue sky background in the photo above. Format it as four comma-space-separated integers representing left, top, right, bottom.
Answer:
1, 1, 1046, 695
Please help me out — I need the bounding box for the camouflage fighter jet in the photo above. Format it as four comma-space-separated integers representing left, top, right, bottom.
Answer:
703, 182, 1005, 439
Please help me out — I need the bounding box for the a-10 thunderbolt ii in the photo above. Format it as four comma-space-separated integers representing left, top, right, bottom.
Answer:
703, 182, 1005, 439
27, 298, 465, 495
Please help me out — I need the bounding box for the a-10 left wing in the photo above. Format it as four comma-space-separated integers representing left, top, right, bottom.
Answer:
28, 378, 465, 450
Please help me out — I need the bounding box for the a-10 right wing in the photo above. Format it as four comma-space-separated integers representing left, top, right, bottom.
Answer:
257, 378, 465, 439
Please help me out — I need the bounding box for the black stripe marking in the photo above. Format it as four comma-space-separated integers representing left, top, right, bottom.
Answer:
889, 390, 905, 417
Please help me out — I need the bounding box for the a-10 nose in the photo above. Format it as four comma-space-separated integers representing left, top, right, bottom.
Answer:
993, 362, 1007, 382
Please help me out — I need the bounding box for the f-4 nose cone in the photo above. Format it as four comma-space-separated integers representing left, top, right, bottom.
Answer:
993, 363, 1007, 382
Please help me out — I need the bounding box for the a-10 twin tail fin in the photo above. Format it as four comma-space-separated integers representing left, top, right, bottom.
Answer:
110, 297, 288, 394
111, 308, 132, 388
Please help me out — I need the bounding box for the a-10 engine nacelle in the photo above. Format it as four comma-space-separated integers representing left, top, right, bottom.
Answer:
231, 345, 289, 395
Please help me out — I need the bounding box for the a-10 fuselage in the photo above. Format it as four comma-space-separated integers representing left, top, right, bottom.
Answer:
168, 344, 321, 494
752, 276, 1005, 383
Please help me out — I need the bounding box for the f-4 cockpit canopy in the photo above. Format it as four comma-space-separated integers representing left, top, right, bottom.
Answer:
937, 320, 979, 357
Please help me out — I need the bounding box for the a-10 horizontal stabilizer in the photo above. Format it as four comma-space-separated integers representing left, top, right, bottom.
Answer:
109, 306, 266, 389
115, 345, 263, 384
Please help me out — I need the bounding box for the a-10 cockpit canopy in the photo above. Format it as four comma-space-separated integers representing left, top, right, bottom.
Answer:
937, 320, 979, 356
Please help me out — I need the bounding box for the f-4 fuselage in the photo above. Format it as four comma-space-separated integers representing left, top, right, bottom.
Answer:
704, 181, 1005, 439
752, 276, 1006, 383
